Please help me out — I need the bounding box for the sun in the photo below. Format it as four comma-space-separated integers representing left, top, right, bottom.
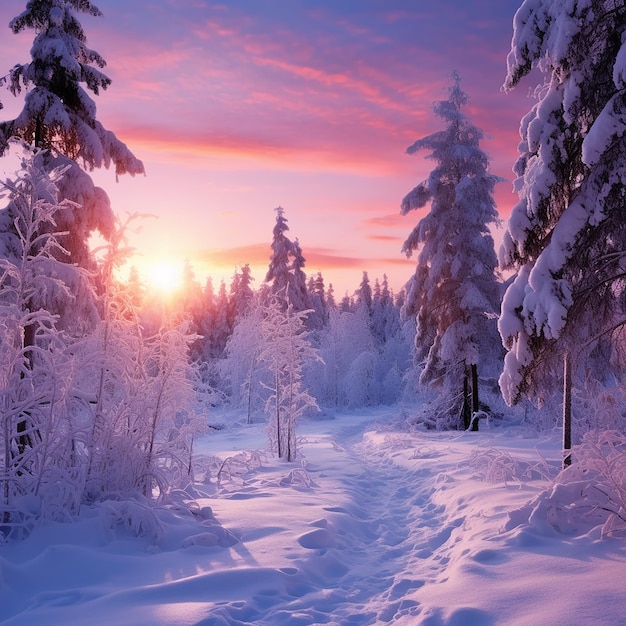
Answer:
144, 260, 183, 296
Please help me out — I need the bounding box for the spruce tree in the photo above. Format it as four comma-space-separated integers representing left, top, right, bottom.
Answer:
229, 264, 255, 321
265, 206, 311, 313
401, 72, 502, 426
0, 0, 144, 277
499, 0, 626, 406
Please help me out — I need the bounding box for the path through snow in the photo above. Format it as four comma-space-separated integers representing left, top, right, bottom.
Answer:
1, 409, 626, 625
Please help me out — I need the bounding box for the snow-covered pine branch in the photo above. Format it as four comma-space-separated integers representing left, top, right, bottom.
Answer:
499, 0, 626, 405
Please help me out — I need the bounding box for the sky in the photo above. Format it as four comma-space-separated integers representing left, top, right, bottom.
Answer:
0, 0, 533, 296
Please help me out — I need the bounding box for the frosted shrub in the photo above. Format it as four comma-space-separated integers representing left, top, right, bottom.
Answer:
573, 385, 626, 441
99, 498, 163, 543
508, 431, 626, 537
215, 450, 266, 490
470, 447, 557, 486
0, 156, 83, 537
80, 215, 207, 502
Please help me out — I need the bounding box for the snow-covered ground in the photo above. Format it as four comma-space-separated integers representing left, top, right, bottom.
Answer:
1, 407, 625, 625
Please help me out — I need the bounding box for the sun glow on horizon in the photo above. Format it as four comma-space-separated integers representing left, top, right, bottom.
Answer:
143, 259, 184, 296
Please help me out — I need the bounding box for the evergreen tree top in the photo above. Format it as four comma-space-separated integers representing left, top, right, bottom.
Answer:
0, 0, 144, 177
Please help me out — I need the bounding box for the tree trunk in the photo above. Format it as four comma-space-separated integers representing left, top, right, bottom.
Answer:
15, 305, 37, 474
563, 352, 572, 468
471, 363, 479, 431
275, 362, 282, 459
462, 374, 471, 430
246, 358, 255, 425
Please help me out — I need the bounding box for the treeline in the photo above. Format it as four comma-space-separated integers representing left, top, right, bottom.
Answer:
137, 224, 414, 416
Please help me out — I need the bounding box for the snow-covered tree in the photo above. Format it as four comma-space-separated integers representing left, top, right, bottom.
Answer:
1, 0, 143, 177
265, 207, 311, 314
326, 282, 336, 310
213, 280, 232, 357
307, 271, 328, 332
313, 306, 377, 408
499, 0, 626, 406
289, 238, 310, 313
371, 275, 395, 346
356, 271, 373, 315
258, 295, 321, 461
229, 264, 255, 322
221, 297, 266, 422
0, 0, 144, 295
401, 72, 502, 426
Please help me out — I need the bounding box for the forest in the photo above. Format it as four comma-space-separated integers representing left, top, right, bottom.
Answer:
1, 1, 626, 624
0, 0, 625, 604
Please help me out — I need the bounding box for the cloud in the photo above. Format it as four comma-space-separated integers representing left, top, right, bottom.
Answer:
194, 243, 271, 268
363, 213, 409, 228
368, 234, 404, 243
189, 241, 413, 277
108, 121, 414, 175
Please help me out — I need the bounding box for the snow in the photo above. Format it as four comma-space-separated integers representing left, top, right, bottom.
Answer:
1, 407, 625, 625
582, 92, 626, 169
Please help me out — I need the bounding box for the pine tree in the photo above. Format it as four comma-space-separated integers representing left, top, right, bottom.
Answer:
499, 0, 626, 406
401, 72, 502, 426
326, 282, 336, 310
212, 280, 231, 358
265, 207, 311, 314
229, 264, 255, 321
0, 0, 144, 281
306, 271, 328, 331
1, 0, 143, 176
265, 207, 292, 296
356, 271, 373, 316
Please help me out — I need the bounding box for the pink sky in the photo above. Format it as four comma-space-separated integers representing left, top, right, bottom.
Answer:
0, 0, 531, 296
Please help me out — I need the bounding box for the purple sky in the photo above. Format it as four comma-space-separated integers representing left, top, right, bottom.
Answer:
0, 0, 532, 295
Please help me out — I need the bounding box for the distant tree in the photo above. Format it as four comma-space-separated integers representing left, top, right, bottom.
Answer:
326, 282, 336, 310
356, 271, 373, 315
222, 297, 266, 422
499, 0, 626, 409
369, 275, 412, 404
309, 304, 378, 409
371, 274, 395, 346
265, 207, 311, 313
307, 271, 328, 331
211, 281, 231, 358
194, 277, 216, 360
178, 260, 205, 358
339, 293, 352, 313
229, 264, 255, 321
290, 238, 311, 312
401, 72, 502, 427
